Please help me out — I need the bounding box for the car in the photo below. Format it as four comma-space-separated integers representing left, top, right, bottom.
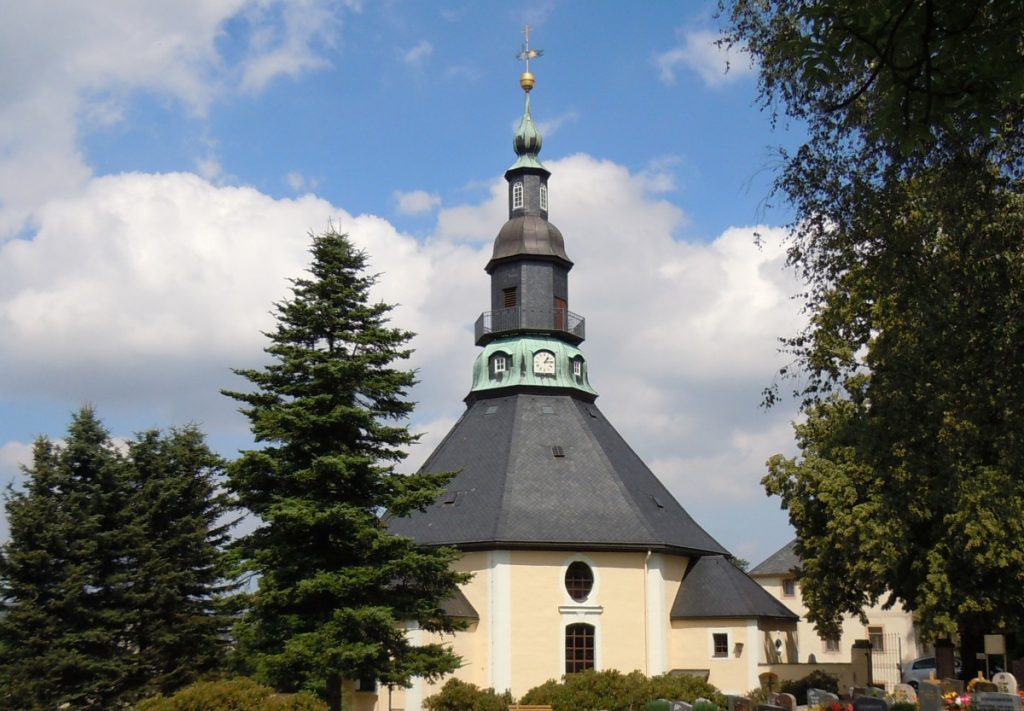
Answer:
902, 656, 963, 689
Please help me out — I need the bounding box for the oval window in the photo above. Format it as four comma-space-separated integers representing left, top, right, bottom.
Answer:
564, 561, 594, 602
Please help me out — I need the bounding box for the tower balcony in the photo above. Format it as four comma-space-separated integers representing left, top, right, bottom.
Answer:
475, 307, 585, 346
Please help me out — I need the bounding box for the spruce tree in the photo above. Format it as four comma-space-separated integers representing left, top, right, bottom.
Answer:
224, 230, 465, 711
126, 426, 238, 698
0, 409, 138, 709
0, 409, 237, 709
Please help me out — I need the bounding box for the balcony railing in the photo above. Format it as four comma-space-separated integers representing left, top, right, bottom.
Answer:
475, 307, 585, 345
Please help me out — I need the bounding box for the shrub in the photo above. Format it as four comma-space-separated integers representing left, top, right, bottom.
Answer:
780, 670, 839, 705
520, 670, 726, 711
134, 677, 328, 711
424, 678, 511, 711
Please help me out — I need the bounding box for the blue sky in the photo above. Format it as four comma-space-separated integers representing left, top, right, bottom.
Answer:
0, 1, 808, 566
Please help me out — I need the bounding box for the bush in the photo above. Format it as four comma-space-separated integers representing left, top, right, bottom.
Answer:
134, 677, 328, 711
520, 670, 726, 711
424, 679, 511, 711
779, 670, 839, 706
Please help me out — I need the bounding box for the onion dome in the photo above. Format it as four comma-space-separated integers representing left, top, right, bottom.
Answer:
509, 91, 546, 172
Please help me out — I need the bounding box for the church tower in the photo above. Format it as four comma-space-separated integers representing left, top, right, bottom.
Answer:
386, 36, 797, 710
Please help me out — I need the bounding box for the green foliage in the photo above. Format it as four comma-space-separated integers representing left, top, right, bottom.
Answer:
890, 702, 918, 711
135, 677, 328, 711
0, 408, 236, 710
423, 678, 511, 711
519, 669, 725, 711
780, 670, 839, 705
692, 701, 719, 711
722, 0, 1024, 644
224, 230, 467, 710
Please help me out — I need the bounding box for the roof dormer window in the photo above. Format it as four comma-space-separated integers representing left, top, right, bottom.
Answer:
512, 181, 524, 210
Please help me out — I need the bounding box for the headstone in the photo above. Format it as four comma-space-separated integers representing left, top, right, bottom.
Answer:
974, 681, 1000, 693
918, 681, 943, 711
808, 689, 840, 707
772, 693, 797, 711
852, 696, 889, 711
728, 695, 754, 711
892, 683, 918, 703
672, 702, 693, 711
994, 672, 1018, 695
851, 688, 867, 699
867, 687, 887, 699
756, 704, 785, 711
974, 693, 1023, 711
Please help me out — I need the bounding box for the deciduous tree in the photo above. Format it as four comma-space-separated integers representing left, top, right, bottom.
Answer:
722, 0, 1024, 654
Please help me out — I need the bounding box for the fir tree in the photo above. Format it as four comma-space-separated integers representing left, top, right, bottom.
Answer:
0, 409, 237, 709
224, 230, 466, 711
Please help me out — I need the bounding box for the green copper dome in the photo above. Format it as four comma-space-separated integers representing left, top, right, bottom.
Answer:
470, 336, 597, 397
509, 93, 546, 172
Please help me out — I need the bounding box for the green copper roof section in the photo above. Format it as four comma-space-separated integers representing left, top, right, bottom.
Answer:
509, 93, 546, 172
470, 336, 597, 396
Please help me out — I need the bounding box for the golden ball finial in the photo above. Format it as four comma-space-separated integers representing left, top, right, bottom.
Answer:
520, 71, 535, 92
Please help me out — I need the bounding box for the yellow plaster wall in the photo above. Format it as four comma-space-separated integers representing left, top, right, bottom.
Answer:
669, 618, 757, 695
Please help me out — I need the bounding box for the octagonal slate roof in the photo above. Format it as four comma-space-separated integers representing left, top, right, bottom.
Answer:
671, 555, 799, 621
389, 392, 727, 556
748, 539, 799, 576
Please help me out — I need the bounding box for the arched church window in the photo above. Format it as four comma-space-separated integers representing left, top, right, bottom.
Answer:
565, 623, 595, 674
564, 561, 594, 602
512, 181, 524, 209
539, 183, 548, 211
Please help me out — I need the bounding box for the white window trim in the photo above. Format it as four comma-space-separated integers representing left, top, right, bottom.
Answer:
492, 354, 508, 373
562, 620, 601, 674
512, 181, 524, 209
560, 554, 600, 605
540, 183, 548, 211
572, 359, 583, 377
710, 630, 730, 660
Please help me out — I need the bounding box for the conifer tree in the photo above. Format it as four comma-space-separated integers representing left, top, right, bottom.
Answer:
224, 230, 465, 711
0, 409, 236, 709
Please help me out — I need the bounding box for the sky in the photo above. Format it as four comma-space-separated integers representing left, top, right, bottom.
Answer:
0, 0, 811, 566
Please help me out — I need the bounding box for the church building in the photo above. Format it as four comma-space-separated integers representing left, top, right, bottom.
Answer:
380, 49, 797, 711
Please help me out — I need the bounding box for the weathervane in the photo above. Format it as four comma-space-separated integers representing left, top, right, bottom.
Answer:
517, 25, 543, 92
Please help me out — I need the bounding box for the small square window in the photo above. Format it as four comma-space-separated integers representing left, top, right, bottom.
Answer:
868, 626, 884, 651
572, 359, 582, 377
782, 578, 796, 597
713, 633, 728, 658
824, 637, 840, 653
493, 355, 507, 373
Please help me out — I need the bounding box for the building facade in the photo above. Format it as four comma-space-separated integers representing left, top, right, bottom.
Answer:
372, 59, 798, 711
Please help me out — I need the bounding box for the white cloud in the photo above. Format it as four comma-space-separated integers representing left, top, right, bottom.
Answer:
286, 170, 319, 192
401, 40, 433, 69
0, 152, 802, 559
0, 0, 349, 239
536, 110, 578, 138
655, 28, 754, 88
394, 189, 442, 216
0, 441, 32, 484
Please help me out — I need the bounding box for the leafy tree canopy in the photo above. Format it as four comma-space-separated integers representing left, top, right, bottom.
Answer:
224, 230, 466, 711
722, 0, 1024, 644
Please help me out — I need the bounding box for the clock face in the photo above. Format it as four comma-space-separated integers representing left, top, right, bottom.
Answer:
533, 351, 556, 375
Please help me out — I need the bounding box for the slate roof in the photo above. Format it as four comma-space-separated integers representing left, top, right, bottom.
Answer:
390, 392, 727, 556
748, 539, 799, 576
671, 555, 799, 621
440, 588, 478, 620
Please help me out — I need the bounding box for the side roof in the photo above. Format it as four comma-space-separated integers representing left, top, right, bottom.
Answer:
671, 555, 799, 621
390, 392, 727, 556
748, 539, 799, 576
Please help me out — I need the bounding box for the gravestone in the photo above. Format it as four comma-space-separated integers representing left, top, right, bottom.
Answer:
851, 688, 867, 699
808, 688, 840, 707
892, 683, 918, 703
772, 692, 797, 711
852, 695, 889, 711
672, 702, 693, 711
974, 692, 1023, 711
994, 672, 1018, 695
728, 695, 754, 711
756, 704, 785, 711
919, 681, 943, 711
866, 687, 887, 699
975, 681, 1000, 693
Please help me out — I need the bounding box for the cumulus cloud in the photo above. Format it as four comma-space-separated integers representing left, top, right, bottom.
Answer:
394, 190, 442, 216
0, 0, 349, 239
655, 28, 754, 88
